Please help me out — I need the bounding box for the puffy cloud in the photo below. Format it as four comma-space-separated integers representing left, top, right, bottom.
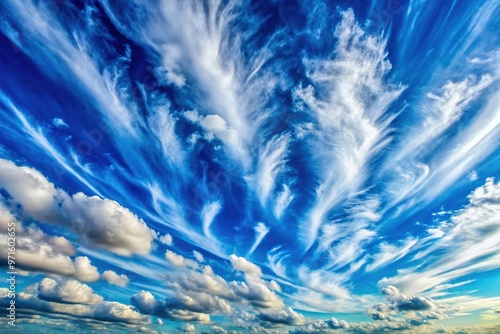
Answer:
0, 159, 59, 221
367, 286, 440, 321
73, 256, 100, 282
130, 290, 210, 323
102, 270, 130, 287
62, 193, 156, 256
165, 250, 199, 269
267, 280, 281, 292
38, 278, 103, 305
167, 291, 233, 315
210, 325, 228, 333
184, 111, 242, 158
158, 233, 173, 246
0, 283, 148, 325
166, 265, 235, 300
0, 201, 22, 234
184, 323, 196, 332
0, 159, 156, 256
230, 276, 284, 309
0, 218, 99, 282
382, 286, 435, 312
227, 255, 284, 309
257, 307, 306, 326
229, 254, 262, 276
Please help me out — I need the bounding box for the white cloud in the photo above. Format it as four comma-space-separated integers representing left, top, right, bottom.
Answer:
158, 233, 173, 246
229, 254, 262, 276
130, 290, 210, 323
146, 98, 184, 166
51, 117, 68, 128
38, 278, 103, 305
258, 307, 306, 326
0, 216, 101, 282
102, 270, 130, 287
230, 277, 284, 309
184, 323, 196, 332
193, 251, 204, 263
73, 256, 100, 282
468, 170, 479, 181
0, 201, 20, 234
366, 237, 419, 272
1, 0, 140, 135
296, 267, 351, 301
412, 75, 492, 156
0, 158, 156, 256
0, 282, 148, 325
165, 250, 199, 269
247, 222, 270, 256
201, 201, 222, 241
294, 9, 404, 250
480, 306, 500, 320
184, 110, 243, 159
380, 73, 498, 221
379, 178, 500, 295
247, 134, 290, 208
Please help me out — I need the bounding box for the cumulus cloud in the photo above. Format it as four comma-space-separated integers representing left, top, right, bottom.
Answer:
229, 254, 262, 276
258, 307, 306, 326
0, 217, 100, 282
102, 270, 130, 287
73, 256, 100, 282
0, 158, 156, 256
230, 278, 284, 309
131, 290, 210, 323
0, 283, 148, 325
273, 184, 294, 220
167, 291, 233, 315
367, 286, 440, 321
165, 250, 199, 269
184, 111, 241, 153
38, 278, 103, 305
0, 201, 20, 234
158, 233, 173, 246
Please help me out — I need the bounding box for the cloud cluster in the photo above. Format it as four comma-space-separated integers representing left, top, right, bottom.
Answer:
0, 280, 148, 325
133, 253, 293, 325
0, 159, 156, 256
0, 215, 99, 282
38, 278, 103, 305
367, 286, 441, 321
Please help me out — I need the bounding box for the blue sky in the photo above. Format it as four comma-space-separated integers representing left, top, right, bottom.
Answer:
0, 0, 499, 333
